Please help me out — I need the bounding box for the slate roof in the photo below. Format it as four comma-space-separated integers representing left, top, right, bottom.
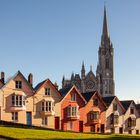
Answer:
102, 96, 116, 107
59, 84, 73, 97
120, 100, 133, 110
34, 79, 47, 92
81, 91, 96, 102
136, 104, 140, 109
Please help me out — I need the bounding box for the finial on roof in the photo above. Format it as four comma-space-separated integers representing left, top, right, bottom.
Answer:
90, 65, 92, 71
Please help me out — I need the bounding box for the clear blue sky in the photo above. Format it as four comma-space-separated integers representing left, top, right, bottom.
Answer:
0, 0, 140, 101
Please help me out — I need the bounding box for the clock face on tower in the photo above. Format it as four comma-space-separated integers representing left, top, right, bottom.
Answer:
86, 81, 95, 90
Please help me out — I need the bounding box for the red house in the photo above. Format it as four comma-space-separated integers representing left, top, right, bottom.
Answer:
81, 91, 107, 133
59, 85, 86, 132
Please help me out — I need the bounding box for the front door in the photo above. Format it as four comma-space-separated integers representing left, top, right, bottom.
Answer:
55, 117, 60, 129
101, 124, 105, 133
119, 127, 123, 134
79, 121, 83, 132
26, 112, 32, 125
90, 125, 95, 133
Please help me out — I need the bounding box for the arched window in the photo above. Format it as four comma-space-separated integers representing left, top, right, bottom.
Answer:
105, 59, 109, 69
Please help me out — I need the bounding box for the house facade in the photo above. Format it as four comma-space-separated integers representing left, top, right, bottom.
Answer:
0, 71, 34, 125
33, 79, 62, 129
121, 100, 140, 134
81, 92, 106, 133
103, 96, 125, 134
60, 85, 86, 132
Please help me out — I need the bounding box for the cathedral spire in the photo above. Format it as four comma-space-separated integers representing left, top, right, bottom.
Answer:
81, 61, 85, 80
102, 4, 109, 38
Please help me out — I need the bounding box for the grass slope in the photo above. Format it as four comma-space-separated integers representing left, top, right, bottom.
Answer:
0, 125, 140, 140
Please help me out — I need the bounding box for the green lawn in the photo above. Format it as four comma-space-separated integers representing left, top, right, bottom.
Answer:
0, 125, 140, 140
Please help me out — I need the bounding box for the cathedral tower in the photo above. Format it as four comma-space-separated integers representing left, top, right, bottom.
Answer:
96, 6, 115, 97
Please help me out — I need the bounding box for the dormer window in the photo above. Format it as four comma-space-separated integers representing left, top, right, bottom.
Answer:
71, 93, 76, 101
15, 81, 22, 89
93, 99, 98, 106
130, 108, 134, 114
45, 88, 50, 96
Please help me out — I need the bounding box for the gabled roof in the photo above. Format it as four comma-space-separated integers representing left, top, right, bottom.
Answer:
0, 70, 34, 91
81, 91, 96, 102
59, 85, 87, 103
120, 100, 134, 110
34, 79, 47, 92
34, 79, 61, 96
102, 96, 116, 107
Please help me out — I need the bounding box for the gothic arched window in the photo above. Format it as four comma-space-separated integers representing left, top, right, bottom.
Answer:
105, 59, 109, 69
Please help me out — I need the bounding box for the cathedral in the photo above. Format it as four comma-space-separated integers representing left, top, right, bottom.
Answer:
62, 6, 115, 97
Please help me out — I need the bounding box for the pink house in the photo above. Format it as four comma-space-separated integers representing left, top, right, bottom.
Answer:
60, 85, 86, 132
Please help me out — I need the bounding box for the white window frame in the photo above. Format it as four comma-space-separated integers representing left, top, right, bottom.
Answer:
41, 101, 54, 112
67, 121, 73, 130
12, 94, 25, 107
67, 106, 79, 117
42, 116, 48, 125
71, 93, 76, 101
12, 112, 18, 122
15, 81, 22, 89
45, 88, 51, 96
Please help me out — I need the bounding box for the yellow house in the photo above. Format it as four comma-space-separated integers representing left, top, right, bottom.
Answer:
33, 79, 62, 129
0, 71, 34, 125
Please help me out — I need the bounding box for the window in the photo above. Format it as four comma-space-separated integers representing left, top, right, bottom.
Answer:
110, 113, 114, 125
45, 88, 50, 96
67, 106, 78, 117
12, 112, 18, 121
105, 59, 109, 69
114, 115, 119, 124
67, 121, 73, 130
71, 93, 76, 101
41, 101, 54, 112
15, 81, 22, 89
12, 94, 25, 107
113, 103, 117, 111
42, 117, 48, 125
93, 99, 98, 106
130, 108, 134, 114
89, 111, 99, 120
128, 117, 136, 127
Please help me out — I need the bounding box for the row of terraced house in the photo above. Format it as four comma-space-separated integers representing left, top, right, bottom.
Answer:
0, 71, 140, 134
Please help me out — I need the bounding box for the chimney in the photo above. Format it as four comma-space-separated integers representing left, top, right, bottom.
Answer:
1, 72, 5, 83
28, 73, 33, 87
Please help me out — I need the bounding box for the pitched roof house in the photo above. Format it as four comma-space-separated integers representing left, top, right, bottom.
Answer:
120, 100, 140, 134
103, 96, 125, 134
81, 91, 106, 133
33, 79, 62, 129
59, 85, 86, 132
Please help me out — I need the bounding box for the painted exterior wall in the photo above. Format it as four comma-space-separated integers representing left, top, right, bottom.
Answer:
0, 73, 34, 125
105, 98, 124, 134
123, 102, 139, 134
33, 80, 61, 129
81, 93, 106, 133
60, 87, 85, 132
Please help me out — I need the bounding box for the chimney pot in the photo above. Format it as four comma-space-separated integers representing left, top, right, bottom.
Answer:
1, 72, 5, 83
28, 73, 33, 87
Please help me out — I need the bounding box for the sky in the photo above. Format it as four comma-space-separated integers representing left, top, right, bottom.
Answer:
0, 0, 140, 102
